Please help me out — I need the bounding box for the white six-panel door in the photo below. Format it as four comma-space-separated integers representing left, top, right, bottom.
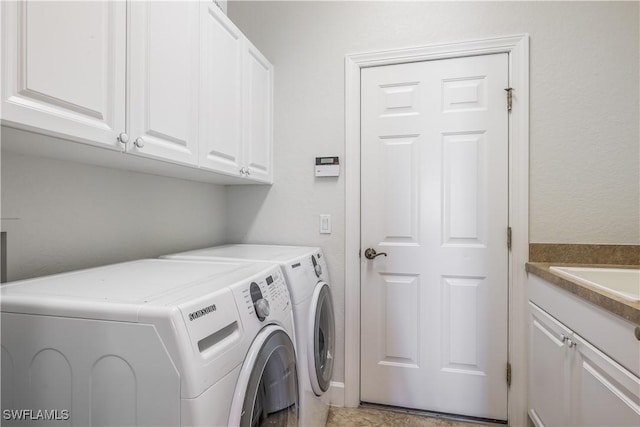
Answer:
128, 1, 200, 165
360, 53, 509, 420
1, 0, 126, 148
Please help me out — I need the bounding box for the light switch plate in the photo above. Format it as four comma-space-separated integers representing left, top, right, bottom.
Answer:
319, 214, 331, 234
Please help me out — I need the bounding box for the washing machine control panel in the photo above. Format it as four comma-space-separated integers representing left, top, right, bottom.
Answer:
242, 268, 290, 321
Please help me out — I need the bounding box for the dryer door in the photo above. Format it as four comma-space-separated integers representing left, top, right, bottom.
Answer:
229, 325, 298, 427
308, 281, 335, 395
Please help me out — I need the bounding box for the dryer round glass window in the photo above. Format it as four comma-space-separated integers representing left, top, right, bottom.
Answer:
308, 282, 335, 395
238, 328, 298, 427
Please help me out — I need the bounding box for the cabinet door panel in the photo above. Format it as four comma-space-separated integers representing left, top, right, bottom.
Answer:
199, 2, 243, 175
243, 41, 273, 183
1, 0, 125, 148
572, 333, 640, 427
529, 302, 571, 427
128, 1, 199, 165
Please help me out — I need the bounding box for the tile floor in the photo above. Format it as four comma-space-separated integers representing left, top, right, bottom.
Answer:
326, 406, 499, 427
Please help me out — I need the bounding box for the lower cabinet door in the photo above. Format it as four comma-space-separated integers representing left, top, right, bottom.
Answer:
571, 333, 640, 427
529, 302, 572, 427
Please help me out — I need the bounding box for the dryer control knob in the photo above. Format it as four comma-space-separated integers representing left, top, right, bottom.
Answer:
254, 298, 270, 321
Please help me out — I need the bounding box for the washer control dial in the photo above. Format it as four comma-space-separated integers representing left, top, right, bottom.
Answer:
254, 298, 270, 320
311, 255, 322, 277
250, 281, 270, 321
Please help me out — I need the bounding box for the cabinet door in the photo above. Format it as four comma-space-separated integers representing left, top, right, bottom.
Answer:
529, 303, 572, 427
1, 0, 125, 148
571, 333, 640, 427
242, 40, 273, 183
198, 2, 244, 176
128, 1, 199, 165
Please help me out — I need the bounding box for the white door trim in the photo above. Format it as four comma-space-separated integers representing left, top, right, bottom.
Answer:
344, 34, 529, 425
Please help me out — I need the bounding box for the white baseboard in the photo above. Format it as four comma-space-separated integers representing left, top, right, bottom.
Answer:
329, 381, 345, 407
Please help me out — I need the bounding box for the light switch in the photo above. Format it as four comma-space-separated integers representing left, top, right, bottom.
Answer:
319, 214, 331, 234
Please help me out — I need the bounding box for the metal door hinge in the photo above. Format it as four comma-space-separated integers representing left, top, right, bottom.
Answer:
505, 88, 513, 111
506, 362, 512, 387
507, 227, 512, 250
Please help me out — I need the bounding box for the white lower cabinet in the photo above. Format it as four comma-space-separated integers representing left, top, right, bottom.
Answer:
529, 302, 640, 427
572, 333, 640, 427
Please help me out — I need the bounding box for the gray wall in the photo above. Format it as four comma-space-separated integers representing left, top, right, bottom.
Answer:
1, 151, 227, 281
227, 0, 640, 384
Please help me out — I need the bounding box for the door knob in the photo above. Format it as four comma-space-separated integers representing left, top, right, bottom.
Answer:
117, 132, 129, 144
364, 248, 387, 260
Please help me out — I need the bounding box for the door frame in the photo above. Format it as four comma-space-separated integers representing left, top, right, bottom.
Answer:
343, 35, 529, 425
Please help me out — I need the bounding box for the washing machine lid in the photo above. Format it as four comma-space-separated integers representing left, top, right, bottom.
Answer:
0, 259, 266, 321
164, 245, 328, 304
167, 244, 319, 264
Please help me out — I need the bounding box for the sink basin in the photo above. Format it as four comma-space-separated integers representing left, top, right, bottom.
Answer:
549, 266, 640, 302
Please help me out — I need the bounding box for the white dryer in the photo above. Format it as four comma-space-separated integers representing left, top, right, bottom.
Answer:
163, 244, 335, 427
1, 258, 298, 427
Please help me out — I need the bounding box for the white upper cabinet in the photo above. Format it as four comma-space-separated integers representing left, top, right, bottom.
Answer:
128, 1, 200, 166
1, 0, 126, 148
1, 0, 273, 184
243, 41, 273, 183
199, 1, 244, 175
199, 3, 273, 183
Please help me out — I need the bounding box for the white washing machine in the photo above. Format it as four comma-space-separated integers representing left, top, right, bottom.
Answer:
1, 258, 298, 427
162, 244, 335, 427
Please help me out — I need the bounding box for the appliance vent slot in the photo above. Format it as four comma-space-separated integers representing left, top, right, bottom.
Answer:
197, 321, 239, 353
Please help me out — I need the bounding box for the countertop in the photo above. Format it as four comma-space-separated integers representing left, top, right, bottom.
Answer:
526, 262, 640, 326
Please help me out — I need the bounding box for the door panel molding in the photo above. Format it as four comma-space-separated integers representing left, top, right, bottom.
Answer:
344, 34, 529, 426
